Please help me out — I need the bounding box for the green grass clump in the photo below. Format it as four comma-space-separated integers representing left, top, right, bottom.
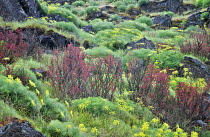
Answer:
48, 6, 86, 27
40, 96, 70, 122
117, 5, 127, 12
0, 75, 41, 115
195, 0, 210, 8
138, 0, 149, 7
85, 6, 99, 14
85, 46, 114, 58
92, 21, 115, 32
156, 30, 179, 38
44, 120, 83, 137
72, 1, 86, 7
135, 16, 153, 26
161, 11, 175, 17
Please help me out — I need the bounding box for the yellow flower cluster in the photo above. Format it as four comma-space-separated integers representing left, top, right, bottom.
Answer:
79, 124, 87, 133
91, 127, 99, 135
113, 120, 120, 126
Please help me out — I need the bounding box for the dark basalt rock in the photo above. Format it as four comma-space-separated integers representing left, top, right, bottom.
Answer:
127, 9, 141, 16
140, 0, 185, 13
125, 38, 156, 50
43, 0, 71, 5
81, 25, 94, 33
86, 11, 110, 21
178, 56, 210, 81
184, 13, 205, 29
46, 14, 69, 22
152, 14, 172, 29
0, 121, 45, 137
0, 0, 40, 21
30, 68, 48, 79
120, 16, 132, 20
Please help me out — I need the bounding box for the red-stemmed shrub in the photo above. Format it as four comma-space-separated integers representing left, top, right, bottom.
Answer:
48, 44, 91, 99
181, 33, 210, 60
87, 55, 124, 101
0, 28, 28, 65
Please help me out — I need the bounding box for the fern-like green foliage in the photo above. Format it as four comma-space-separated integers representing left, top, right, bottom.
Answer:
0, 75, 41, 115
151, 50, 184, 69
44, 120, 83, 137
195, 0, 210, 8
40, 96, 70, 122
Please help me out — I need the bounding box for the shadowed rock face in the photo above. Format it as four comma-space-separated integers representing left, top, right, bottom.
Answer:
184, 13, 205, 29
125, 38, 156, 50
0, 0, 40, 21
0, 121, 45, 137
178, 56, 210, 81
153, 14, 172, 29
141, 0, 185, 13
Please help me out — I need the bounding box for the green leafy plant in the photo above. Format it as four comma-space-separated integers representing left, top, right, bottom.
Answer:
117, 5, 127, 12
138, 0, 149, 7
85, 6, 99, 14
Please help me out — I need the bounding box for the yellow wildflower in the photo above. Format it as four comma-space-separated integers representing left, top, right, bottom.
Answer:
29, 80, 36, 87
141, 122, 149, 131
6, 79, 13, 83
191, 131, 198, 137
113, 120, 120, 126
91, 127, 99, 135
7, 75, 13, 79
15, 77, 21, 83
151, 118, 159, 123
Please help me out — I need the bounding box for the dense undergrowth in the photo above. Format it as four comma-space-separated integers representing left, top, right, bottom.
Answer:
0, 0, 210, 136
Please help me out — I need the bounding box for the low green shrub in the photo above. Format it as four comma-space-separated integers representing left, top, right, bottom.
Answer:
48, 6, 85, 27
123, 48, 152, 68
126, 4, 136, 11
135, 22, 152, 31
150, 50, 184, 69
201, 12, 209, 20
89, 1, 99, 6
44, 120, 83, 137
94, 28, 143, 51
61, 4, 72, 10
195, 0, 210, 8
138, 0, 149, 7
0, 75, 41, 115
85, 6, 99, 14
85, 46, 114, 58
92, 21, 115, 32
109, 14, 121, 22
117, 5, 127, 12
40, 96, 70, 122
135, 16, 153, 26
185, 25, 202, 32
72, 1, 86, 7
114, 1, 126, 7
55, 22, 79, 33
124, 0, 136, 5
